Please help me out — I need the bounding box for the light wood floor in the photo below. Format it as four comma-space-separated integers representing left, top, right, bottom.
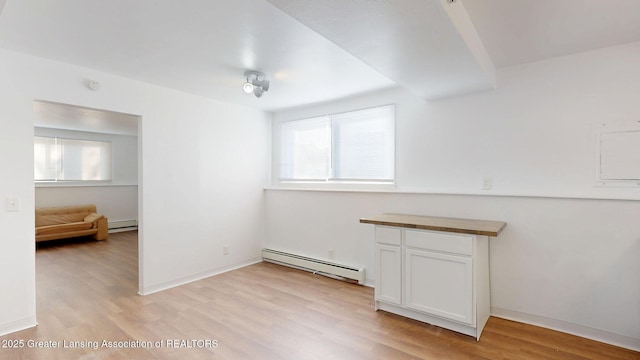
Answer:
1, 231, 637, 359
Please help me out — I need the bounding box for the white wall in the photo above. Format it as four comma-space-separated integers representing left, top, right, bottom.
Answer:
0, 49, 270, 335
0, 49, 36, 336
267, 42, 640, 350
34, 127, 138, 223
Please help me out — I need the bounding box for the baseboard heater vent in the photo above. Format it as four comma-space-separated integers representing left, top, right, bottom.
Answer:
262, 248, 365, 285
108, 219, 138, 233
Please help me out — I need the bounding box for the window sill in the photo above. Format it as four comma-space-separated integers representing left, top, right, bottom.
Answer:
35, 182, 138, 188
264, 185, 640, 201
271, 181, 396, 192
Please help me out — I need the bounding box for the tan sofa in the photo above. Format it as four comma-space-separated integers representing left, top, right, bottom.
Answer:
35, 204, 108, 242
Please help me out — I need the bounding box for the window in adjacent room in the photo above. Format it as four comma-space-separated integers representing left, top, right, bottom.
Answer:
34, 136, 112, 182
279, 104, 395, 183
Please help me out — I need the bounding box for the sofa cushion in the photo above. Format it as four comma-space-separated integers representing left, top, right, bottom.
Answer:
36, 213, 91, 227
35, 204, 97, 227
36, 222, 93, 235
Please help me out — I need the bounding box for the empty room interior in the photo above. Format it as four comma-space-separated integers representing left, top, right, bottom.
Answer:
0, 0, 639, 359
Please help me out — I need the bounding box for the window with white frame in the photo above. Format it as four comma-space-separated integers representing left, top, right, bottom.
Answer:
280, 105, 395, 182
34, 136, 112, 182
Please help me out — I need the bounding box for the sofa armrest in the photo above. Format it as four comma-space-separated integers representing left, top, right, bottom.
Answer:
84, 213, 108, 241
94, 217, 109, 241
84, 213, 104, 225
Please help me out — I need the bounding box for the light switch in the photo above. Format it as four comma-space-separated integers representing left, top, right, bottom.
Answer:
5, 197, 20, 212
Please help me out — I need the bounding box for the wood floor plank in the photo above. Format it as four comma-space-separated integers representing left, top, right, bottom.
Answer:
0, 231, 637, 359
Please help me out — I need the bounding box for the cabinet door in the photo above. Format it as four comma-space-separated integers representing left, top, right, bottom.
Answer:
375, 244, 402, 305
405, 248, 473, 325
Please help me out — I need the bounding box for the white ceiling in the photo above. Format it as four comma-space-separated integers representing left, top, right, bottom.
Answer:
1, 0, 640, 116
0, 0, 397, 112
462, 0, 640, 68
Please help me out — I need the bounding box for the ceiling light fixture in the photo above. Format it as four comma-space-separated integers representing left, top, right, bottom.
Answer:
243, 71, 270, 98
242, 81, 254, 94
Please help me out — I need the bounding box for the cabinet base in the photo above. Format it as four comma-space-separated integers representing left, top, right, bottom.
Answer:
376, 301, 484, 340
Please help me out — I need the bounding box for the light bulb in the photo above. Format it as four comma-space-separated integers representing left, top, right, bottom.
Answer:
242, 82, 254, 94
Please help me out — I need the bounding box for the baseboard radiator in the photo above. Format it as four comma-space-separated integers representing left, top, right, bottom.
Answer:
262, 248, 365, 285
108, 219, 138, 232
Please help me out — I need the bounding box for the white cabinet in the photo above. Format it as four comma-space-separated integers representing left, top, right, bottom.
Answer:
363, 213, 505, 340
403, 229, 475, 325
405, 247, 473, 325
371, 224, 493, 340
375, 244, 402, 305
374, 226, 402, 305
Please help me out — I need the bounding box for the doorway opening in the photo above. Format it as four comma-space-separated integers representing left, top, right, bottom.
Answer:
32, 100, 142, 304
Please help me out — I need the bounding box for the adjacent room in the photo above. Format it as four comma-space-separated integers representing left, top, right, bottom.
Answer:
0, 0, 638, 359
33, 101, 139, 236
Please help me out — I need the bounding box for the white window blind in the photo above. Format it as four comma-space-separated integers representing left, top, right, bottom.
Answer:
280, 117, 330, 181
331, 105, 394, 181
279, 105, 394, 182
34, 136, 59, 181
34, 136, 112, 182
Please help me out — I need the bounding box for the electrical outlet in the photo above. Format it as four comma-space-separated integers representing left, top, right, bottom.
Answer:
223, 245, 229, 255
328, 248, 335, 260
482, 177, 493, 190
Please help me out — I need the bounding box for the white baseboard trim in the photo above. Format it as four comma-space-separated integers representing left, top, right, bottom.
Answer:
0, 316, 37, 337
139, 257, 262, 296
491, 307, 640, 352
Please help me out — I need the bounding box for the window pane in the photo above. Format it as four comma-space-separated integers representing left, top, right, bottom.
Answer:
60, 139, 112, 181
34, 136, 112, 182
34, 136, 59, 181
280, 117, 329, 180
331, 105, 394, 181
278, 105, 395, 183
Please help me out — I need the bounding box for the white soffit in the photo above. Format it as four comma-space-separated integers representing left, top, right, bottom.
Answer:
33, 101, 139, 136
268, 0, 496, 100
462, 0, 640, 68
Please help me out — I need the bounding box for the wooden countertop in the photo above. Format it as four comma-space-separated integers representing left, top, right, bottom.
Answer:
359, 213, 506, 237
